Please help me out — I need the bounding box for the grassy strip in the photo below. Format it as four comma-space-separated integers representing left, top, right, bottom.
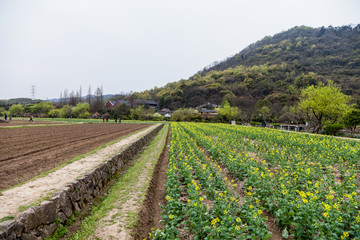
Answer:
17, 189, 57, 212
68, 124, 168, 240
0, 125, 153, 194
0, 215, 15, 223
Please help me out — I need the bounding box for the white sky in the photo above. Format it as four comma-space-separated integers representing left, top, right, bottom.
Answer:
0, 0, 359, 100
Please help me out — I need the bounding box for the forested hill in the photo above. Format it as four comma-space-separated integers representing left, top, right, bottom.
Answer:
140, 25, 360, 116
201, 25, 360, 77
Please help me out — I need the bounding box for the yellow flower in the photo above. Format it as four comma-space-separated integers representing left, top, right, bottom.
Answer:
258, 210, 263, 215
341, 232, 349, 239
250, 205, 254, 209
199, 197, 204, 201
211, 218, 219, 226
169, 214, 174, 219
236, 217, 242, 222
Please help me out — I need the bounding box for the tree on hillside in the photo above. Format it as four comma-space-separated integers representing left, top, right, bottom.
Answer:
170, 108, 197, 122
342, 109, 360, 136
298, 81, 353, 133
217, 100, 241, 123
259, 106, 271, 122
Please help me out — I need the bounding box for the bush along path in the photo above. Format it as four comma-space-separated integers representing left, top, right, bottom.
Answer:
62, 124, 169, 240
181, 123, 360, 239
150, 123, 271, 240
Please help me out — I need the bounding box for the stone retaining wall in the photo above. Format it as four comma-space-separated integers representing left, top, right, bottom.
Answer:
0, 124, 163, 240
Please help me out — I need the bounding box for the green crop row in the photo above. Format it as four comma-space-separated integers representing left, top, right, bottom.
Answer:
151, 123, 271, 240
180, 123, 360, 239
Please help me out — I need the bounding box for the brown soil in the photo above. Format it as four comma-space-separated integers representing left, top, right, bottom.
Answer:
0, 119, 73, 126
133, 126, 170, 239
0, 123, 150, 190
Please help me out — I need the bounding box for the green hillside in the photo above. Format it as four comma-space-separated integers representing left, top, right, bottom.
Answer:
139, 25, 360, 120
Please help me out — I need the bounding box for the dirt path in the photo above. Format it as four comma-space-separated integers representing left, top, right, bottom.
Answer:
133, 127, 170, 239
89, 125, 169, 240
0, 124, 160, 219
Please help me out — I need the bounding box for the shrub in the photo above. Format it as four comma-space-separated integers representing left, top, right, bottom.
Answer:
273, 123, 281, 128
324, 123, 344, 135
250, 121, 261, 126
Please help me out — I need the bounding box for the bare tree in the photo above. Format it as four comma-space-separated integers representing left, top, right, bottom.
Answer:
63, 89, 69, 105
79, 85, 82, 103
87, 85, 91, 105
95, 86, 103, 113
69, 90, 76, 106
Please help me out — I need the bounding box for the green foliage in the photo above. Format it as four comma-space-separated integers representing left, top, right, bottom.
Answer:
48, 109, 61, 118
72, 103, 90, 118
342, 109, 360, 135
298, 81, 353, 132
60, 105, 73, 118
255, 99, 272, 110
259, 106, 271, 121
130, 105, 155, 120
170, 108, 197, 122
0, 215, 15, 223
45, 218, 68, 240
324, 123, 344, 136
30, 102, 54, 115
9, 104, 24, 117
152, 112, 165, 121
217, 100, 240, 122
294, 73, 318, 88
0, 107, 5, 117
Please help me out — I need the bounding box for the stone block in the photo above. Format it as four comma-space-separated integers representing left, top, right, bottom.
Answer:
56, 212, 67, 224
39, 201, 56, 224
20, 208, 40, 232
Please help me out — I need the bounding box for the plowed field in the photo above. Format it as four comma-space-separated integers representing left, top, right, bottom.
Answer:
0, 119, 72, 127
0, 123, 150, 190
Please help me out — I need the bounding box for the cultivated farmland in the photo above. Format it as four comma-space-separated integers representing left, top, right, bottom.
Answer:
0, 123, 149, 190
152, 123, 360, 239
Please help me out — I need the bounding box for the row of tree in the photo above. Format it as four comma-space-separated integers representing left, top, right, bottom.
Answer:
3, 102, 92, 119
57, 85, 105, 113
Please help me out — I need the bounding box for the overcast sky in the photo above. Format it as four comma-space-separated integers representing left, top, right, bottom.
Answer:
1, 0, 360, 100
